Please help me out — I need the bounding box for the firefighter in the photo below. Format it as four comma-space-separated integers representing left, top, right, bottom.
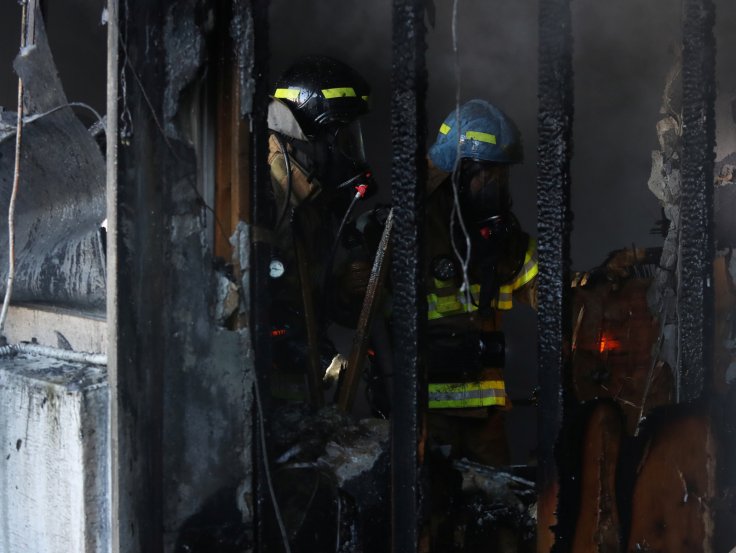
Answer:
424, 99, 537, 466
266, 56, 375, 401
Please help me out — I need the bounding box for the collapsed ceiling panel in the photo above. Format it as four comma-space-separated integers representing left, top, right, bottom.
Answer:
0, 13, 105, 312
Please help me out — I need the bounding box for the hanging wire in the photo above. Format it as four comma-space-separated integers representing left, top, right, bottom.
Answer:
254, 376, 293, 553
675, 220, 683, 403
448, 0, 474, 310
26, 101, 105, 128
0, 0, 30, 334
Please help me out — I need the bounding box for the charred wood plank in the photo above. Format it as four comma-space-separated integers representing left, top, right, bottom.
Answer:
627, 411, 716, 552
572, 402, 623, 553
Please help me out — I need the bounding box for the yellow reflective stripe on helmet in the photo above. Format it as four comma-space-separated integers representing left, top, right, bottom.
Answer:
322, 87, 357, 99
362, 95, 370, 102
274, 88, 300, 101
428, 380, 506, 409
439, 123, 451, 135
465, 131, 497, 144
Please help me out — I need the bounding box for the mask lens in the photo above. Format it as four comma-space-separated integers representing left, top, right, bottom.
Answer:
458, 161, 510, 224
334, 120, 366, 162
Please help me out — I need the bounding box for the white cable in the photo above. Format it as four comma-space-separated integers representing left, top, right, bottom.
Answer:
26, 101, 106, 130
0, 1, 29, 335
448, 0, 474, 309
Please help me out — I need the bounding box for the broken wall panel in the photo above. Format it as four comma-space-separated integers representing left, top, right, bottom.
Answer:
678, 0, 716, 401
537, 0, 574, 548
0, 13, 105, 312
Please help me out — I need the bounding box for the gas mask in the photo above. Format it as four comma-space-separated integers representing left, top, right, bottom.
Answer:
456, 159, 511, 229
453, 160, 521, 313
291, 120, 374, 212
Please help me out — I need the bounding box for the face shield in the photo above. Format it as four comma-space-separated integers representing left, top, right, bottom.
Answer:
302, 120, 373, 210
334, 120, 366, 163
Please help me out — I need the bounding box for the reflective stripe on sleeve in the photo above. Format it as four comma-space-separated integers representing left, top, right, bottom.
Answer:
428, 380, 506, 409
510, 239, 538, 291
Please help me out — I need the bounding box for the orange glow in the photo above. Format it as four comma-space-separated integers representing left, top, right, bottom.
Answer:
599, 334, 621, 353
271, 329, 287, 337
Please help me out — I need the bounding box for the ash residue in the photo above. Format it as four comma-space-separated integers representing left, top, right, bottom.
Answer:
164, 0, 207, 137
268, 405, 390, 552
230, 2, 255, 118
0, 355, 106, 391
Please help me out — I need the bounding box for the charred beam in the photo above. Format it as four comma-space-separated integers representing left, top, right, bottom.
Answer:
390, 0, 427, 551
537, 0, 574, 549
108, 0, 167, 550
679, 0, 716, 403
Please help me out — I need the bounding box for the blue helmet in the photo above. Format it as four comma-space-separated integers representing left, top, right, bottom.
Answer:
428, 100, 523, 172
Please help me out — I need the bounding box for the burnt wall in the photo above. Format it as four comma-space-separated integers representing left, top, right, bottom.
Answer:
110, 1, 254, 552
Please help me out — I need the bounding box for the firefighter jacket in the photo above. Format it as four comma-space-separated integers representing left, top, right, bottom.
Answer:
424, 170, 538, 411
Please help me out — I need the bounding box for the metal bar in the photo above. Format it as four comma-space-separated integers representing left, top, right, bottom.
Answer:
337, 209, 394, 413
109, 0, 167, 551
105, 0, 121, 546
390, 1, 426, 551
679, 0, 716, 403
537, 0, 574, 548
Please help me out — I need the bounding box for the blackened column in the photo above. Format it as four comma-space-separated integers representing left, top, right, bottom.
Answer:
537, 0, 574, 549
679, 0, 716, 403
390, 0, 427, 551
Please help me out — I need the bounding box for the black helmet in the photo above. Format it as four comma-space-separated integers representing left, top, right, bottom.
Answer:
273, 56, 370, 137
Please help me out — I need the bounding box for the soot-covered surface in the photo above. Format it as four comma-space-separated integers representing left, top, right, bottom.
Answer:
0, 13, 105, 311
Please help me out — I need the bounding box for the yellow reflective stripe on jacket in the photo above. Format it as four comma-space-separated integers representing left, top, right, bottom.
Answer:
322, 87, 357, 99
465, 131, 496, 144
427, 284, 480, 320
428, 380, 506, 409
426, 240, 537, 317
274, 88, 300, 101
496, 286, 514, 310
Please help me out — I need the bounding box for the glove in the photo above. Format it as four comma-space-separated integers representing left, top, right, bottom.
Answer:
323, 353, 347, 387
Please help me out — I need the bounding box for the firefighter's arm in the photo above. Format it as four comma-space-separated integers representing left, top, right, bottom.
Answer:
267, 133, 317, 203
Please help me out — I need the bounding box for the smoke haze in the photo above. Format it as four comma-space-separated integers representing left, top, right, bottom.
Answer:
0, 0, 732, 269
